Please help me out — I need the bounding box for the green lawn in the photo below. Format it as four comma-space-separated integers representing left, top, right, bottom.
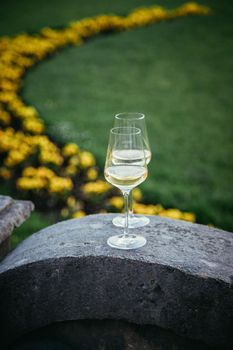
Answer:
0, 0, 232, 241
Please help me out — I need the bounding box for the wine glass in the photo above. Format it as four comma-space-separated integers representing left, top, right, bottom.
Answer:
104, 127, 148, 249
113, 113, 151, 228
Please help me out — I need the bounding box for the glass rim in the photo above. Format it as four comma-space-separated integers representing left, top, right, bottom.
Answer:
115, 112, 145, 121
110, 126, 141, 135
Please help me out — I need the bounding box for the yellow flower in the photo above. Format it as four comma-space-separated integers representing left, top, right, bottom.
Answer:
182, 212, 196, 223
67, 196, 76, 208
69, 155, 80, 166
0, 92, 16, 103
179, 2, 210, 15
5, 150, 27, 166
153, 204, 164, 214
19, 105, 38, 119
0, 167, 12, 179
23, 118, 44, 134
108, 196, 124, 210
132, 188, 142, 202
14, 56, 35, 68
82, 180, 111, 195
65, 165, 78, 176
0, 110, 11, 124
79, 151, 95, 168
39, 150, 63, 166
37, 167, 56, 179
22, 167, 37, 177
60, 207, 70, 218
86, 168, 98, 180
159, 209, 182, 220
0, 80, 19, 92
133, 203, 155, 215
49, 177, 73, 193
22, 166, 55, 179
63, 143, 79, 157
17, 177, 47, 190
72, 210, 86, 218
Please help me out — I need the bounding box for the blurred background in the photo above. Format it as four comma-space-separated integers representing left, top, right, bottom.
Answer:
0, 0, 232, 246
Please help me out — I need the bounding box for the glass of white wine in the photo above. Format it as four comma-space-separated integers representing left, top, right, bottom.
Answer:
104, 127, 148, 250
113, 113, 151, 228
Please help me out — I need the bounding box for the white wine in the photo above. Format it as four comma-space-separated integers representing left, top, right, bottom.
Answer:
112, 149, 151, 165
105, 165, 147, 190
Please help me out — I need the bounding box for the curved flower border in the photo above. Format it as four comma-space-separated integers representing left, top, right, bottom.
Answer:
0, 2, 209, 221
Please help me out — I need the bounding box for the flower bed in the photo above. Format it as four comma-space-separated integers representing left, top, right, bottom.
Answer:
0, 3, 209, 222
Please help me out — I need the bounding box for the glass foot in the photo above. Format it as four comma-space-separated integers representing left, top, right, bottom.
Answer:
107, 234, 146, 250
112, 215, 150, 228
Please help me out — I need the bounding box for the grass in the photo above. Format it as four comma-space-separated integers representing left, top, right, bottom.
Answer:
0, 0, 232, 245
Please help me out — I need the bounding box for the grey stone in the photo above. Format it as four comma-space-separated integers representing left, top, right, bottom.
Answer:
9, 320, 213, 350
0, 196, 34, 259
0, 195, 12, 214
0, 195, 34, 244
0, 214, 232, 348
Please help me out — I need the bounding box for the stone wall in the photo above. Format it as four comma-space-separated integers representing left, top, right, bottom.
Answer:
0, 195, 34, 259
0, 214, 232, 348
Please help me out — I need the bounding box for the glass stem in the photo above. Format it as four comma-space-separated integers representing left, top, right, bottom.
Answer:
123, 190, 130, 237
129, 190, 134, 218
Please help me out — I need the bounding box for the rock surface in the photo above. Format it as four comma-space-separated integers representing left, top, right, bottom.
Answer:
8, 320, 214, 350
0, 214, 232, 348
0, 195, 34, 259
